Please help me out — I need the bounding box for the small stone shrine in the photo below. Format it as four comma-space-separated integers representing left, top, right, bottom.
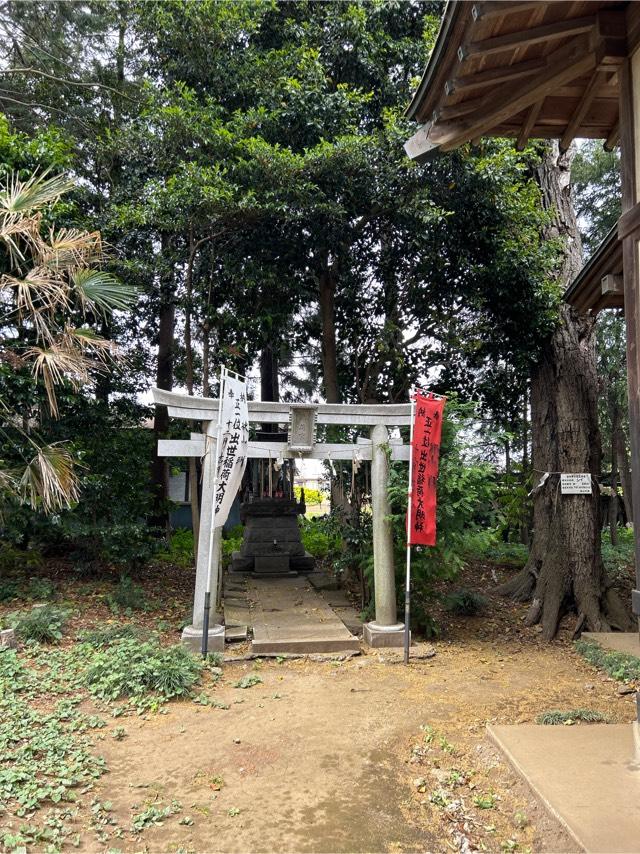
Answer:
231, 495, 314, 575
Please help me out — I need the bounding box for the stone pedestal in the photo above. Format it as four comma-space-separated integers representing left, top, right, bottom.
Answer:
0, 629, 16, 649
231, 498, 314, 575
181, 623, 225, 654
363, 621, 407, 648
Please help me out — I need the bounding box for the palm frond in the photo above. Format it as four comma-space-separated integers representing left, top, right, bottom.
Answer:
61, 326, 118, 360
72, 269, 137, 315
0, 211, 44, 268
1, 269, 71, 316
42, 228, 103, 270
25, 344, 88, 417
18, 442, 80, 512
0, 170, 74, 215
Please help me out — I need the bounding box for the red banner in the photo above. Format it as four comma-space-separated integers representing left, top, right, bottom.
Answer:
408, 392, 445, 546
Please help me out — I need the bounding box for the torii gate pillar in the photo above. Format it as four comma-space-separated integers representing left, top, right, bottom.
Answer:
363, 424, 407, 648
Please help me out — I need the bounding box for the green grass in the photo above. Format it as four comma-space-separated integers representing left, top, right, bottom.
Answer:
575, 638, 640, 683
536, 708, 607, 725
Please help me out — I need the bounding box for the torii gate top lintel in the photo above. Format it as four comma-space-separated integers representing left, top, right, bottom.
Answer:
151, 388, 413, 427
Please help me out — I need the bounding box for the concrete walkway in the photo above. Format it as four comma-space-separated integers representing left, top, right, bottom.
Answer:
489, 723, 640, 853
223, 574, 361, 655
582, 631, 640, 656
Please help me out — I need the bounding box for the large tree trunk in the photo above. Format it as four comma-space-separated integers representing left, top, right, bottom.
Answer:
149, 236, 175, 532
609, 411, 620, 545
615, 420, 633, 524
498, 144, 631, 638
318, 259, 339, 404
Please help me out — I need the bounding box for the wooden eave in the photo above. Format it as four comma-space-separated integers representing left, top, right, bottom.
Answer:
564, 226, 623, 314
405, 0, 636, 159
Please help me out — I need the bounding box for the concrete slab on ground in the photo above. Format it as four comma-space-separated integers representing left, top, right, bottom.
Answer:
222, 576, 251, 642
582, 632, 640, 657
248, 576, 360, 654
488, 723, 640, 853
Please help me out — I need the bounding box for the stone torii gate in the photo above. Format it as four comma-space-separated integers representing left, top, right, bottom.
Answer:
152, 387, 412, 651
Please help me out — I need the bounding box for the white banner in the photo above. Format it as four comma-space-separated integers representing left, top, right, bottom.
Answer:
213, 371, 249, 527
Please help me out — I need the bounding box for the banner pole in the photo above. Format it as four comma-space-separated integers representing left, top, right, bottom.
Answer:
203, 365, 226, 659
404, 387, 416, 665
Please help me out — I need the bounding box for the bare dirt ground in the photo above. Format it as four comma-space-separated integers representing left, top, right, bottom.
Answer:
3, 558, 637, 853
86, 637, 635, 854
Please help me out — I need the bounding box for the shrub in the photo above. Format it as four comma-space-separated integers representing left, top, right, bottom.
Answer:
27, 577, 56, 601
9, 605, 68, 643
83, 638, 202, 707
443, 589, 488, 616
299, 517, 343, 560
221, 525, 244, 569
0, 579, 19, 602
536, 708, 607, 725
107, 575, 147, 613
156, 528, 194, 569
575, 639, 640, 682
294, 485, 327, 506
601, 527, 635, 582
473, 539, 529, 569
0, 542, 43, 576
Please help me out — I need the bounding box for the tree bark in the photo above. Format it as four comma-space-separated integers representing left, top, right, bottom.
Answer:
609, 404, 620, 546
498, 144, 631, 638
149, 235, 175, 532
318, 259, 339, 404
615, 421, 633, 523
184, 227, 200, 560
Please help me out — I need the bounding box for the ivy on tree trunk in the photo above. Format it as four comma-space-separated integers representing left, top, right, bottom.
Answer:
498, 144, 632, 639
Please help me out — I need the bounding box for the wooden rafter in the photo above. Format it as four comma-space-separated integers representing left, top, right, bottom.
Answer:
471, 1, 543, 22
448, 57, 547, 93
462, 15, 596, 59
440, 35, 597, 151
559, 69, 608, 151
516, 99, 544, 151
435, 95, 486, 122
605, 119, 620, 151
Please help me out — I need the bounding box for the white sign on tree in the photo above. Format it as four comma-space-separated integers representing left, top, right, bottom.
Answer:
560, 473, 592, 495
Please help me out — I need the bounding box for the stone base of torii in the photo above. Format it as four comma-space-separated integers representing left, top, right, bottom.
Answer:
152, 388, 413, 651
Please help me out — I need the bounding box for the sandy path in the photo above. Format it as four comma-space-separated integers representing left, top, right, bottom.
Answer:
85, 637, 636, 853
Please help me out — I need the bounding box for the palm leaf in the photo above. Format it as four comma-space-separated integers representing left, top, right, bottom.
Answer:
25, 344, 89, 417
42, 228, 103, 270
0, 170, 74, 215
18, 443, 80, 512
72, 269, 137, 314
61, 326, 117, 360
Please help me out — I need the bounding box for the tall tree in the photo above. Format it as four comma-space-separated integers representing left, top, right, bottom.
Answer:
498, 144, 631, 638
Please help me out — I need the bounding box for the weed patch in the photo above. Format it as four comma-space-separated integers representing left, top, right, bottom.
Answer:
536, 708, 607, 725
107, 575, 148, 614
575, 639, 640, 683
83, 637, 202, 709
0, 650, 106, 822
8, 605, 69, 643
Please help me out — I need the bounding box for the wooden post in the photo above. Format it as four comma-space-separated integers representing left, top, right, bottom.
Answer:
619, 50, 640, 629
